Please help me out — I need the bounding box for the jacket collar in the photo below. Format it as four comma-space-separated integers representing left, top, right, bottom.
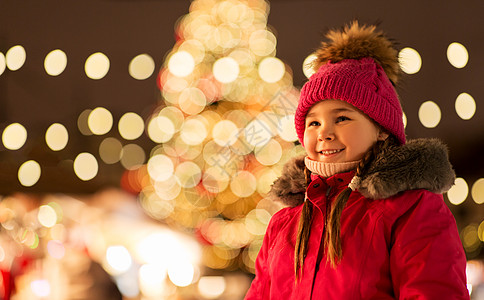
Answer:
269, 138, 456, 207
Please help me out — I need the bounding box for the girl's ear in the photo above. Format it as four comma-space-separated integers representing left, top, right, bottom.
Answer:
377, 131, 389, 141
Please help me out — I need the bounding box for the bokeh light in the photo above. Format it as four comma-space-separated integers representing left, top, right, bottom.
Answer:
212, 120, 239, 147
99, 137, 123, 164
120, 144, 146, 170
418, 101, 441, 128
77, 109, 93, 135
106, 245, 132, 274
129, 54, 155, 80
88, 107, 113, 135
168, 51, 195, 77
258, 57, 285, 83
147, 116, 176, 143
30, 279, 51, 298
447, 177, 469, 205
455, 92, 476, 120
302, 53, 317, 79
447, 42, 469, 69
38, 205, 57, 227
2, 123, 27, 150
0, 52, 5, 76
178, 87, 207, 115
18, 160, 41, 187
168, 261, 195, 287
213, 57, 239, 83
230, 171, 257, 198
73, 152, 98, 181
85, 52, 110, 79
398, 47, 422, 74
118, 112, 144, 140
147, 154, 174, 182
471, 178, 484, 204
45, 123, 69, 151
197, 276, 226, 299
180, 118, 207, 145
255, 139, 282, 166
175, 161, 201, 188
44, 49, 67, 76
6, 45, 26, 71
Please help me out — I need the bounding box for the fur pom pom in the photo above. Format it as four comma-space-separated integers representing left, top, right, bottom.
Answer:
312, 21, 401, 84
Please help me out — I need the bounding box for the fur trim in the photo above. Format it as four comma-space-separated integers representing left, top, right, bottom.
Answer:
269, 138, 455, 206
312, 21, 401, 84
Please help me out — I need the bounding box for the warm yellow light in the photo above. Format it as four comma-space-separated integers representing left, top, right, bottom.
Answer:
0, 52, 7, 76
455, 92, 476, 120
18, 160, 41, 187
202, 166, 230, 193
77, 109, 93, 135
244, 119, 272, 147
168, 51, 195, 77
38, 205, 57, 227
99, 137, 123, 164
255, 139, 282, 166
180, 118, 207, 145
447, 177, 468, 205
178, 87, 207, 115
302, 54, 317, 79
471, 178, 484, 204
168, 261, 194, 287
213, 57, 239, 83
212, 120, 239, 147
45, 123, 68, 151
402, 112, 407, 128
447, 42, 469, 69
118, 112, 144, 140
88, 107, 113, 135
398, 47, 422, 74
153, 176, 181, 201
175, 161, 201, 188
85, 52, 110, 79
73, 152, 98, 181
2, 123, 27, 150
44, 49, 67, 76
106, 245, 132, 274
277, 115, 298, 142
230, 171, 257, 197
129, 54, 155, 80
138, 264, 167, 297
258, 57, 285, 83
249, 30, 276, 57
198, 276, 226, 299
147, 116, 175, 143
147, 154, 174, 182
418, 101, 441, 128
6, 45, 26, 71
120, 144, 146, 170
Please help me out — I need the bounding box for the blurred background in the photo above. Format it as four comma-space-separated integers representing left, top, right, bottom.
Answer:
0, 0, 483, 299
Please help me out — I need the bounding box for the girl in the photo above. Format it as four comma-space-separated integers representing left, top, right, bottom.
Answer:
245, 21, 469, 299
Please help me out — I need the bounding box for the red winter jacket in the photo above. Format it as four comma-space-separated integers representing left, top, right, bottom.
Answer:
245, 139, 469, 299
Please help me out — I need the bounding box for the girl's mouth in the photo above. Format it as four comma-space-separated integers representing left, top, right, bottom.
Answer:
319, 149, 344, 155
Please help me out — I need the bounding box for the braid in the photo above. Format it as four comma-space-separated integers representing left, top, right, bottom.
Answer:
325, 135, 399, 267
294, 166, 313, 280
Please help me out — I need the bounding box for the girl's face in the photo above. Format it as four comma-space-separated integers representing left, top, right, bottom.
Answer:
303, 99, 388, 163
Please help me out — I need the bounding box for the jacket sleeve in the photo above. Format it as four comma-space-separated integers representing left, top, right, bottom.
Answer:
389, 190, 469, 300
245, 208, 285, 299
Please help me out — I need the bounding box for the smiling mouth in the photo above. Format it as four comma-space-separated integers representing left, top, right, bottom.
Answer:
319, 149, 344, 155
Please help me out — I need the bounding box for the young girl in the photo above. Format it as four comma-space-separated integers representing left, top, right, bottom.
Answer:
245, 21, 469, 299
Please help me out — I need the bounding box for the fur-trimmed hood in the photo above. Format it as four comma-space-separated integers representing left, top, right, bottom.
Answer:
269, 138, 456, 207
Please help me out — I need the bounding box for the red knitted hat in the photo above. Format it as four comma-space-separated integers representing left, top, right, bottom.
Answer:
295, 22, 406, 145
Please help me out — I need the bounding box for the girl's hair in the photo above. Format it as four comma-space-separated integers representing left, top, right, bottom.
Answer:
294, 135, 399, 279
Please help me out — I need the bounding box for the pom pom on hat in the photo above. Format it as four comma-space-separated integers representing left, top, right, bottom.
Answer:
295, 21, 406, 145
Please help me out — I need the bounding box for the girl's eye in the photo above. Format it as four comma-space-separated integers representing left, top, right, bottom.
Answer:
336, 116, 350, 123
307, 121, 320, 127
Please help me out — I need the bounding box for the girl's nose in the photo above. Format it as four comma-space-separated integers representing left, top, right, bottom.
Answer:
318, 126, 335, 141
